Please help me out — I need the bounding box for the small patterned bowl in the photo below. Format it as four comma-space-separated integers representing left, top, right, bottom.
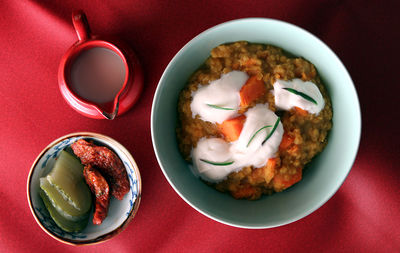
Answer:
27, 132, 142, 245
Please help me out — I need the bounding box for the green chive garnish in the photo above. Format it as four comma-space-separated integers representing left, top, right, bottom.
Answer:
262, 117, 280, 145
206, 104, 235, 110
200, 159, 234, 166
246, 125, 272, 147
283, 88, 318, 105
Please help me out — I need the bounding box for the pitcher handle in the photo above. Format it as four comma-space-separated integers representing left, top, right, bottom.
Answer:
72, 10, 91, 41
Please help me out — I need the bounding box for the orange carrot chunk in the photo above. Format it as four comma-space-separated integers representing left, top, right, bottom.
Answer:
218, 115, 246, 142
279, 133, 295, 150
249, 158, 277, 184
231, 184, 259, 199
264, 158, 277, 183
266, 158, 276, 169
240, 76, 266, 107
272, 167, 302, 191
294, 106, 308, 116
243, 58, 259, 67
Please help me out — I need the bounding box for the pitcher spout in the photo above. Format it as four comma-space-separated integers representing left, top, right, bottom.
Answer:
95, 99, 119, 120
101, 103, 119, 120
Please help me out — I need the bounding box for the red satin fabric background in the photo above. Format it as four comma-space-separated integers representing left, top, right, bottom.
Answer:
1, 0, 399, 252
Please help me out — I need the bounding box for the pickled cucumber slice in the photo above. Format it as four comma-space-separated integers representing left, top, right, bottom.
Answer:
46, 151, 92, 214
40, 177, 90, 221
40, 189, 89, 233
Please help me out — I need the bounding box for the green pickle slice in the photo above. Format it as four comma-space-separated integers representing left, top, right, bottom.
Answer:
40, 177, 90, 221
46, 151, 92, 213
39, 150, 92, 232
40, 190, 89, 232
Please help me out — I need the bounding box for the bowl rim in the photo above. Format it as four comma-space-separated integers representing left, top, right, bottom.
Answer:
151, 17, 361, 229
26, 132, 142, 245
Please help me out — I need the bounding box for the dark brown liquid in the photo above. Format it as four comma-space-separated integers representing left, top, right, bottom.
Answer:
70, 47, 126, 104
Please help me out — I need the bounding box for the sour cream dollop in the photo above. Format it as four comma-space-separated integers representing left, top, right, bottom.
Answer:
192, 138, 233, 182
191, 71, 249, 124
192, 104, 283, 183
273, 78, 325, 115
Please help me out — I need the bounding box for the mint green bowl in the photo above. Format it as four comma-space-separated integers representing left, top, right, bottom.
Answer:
151, 18, 361, 228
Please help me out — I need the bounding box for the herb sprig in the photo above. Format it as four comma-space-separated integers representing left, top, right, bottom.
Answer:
200, 159, 234, 166
206, 104, 235, 111
283, 88, 317, 105
262, 117, 280, 145
246, 125, 272, 147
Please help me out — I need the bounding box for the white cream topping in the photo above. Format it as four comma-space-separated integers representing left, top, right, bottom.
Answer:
192, 104, 283, 183
192, 138, 233, 182
231, 104, 283, 168
190, 71, 249, 124
273, 78, 325, 115
189, 73, 324, 182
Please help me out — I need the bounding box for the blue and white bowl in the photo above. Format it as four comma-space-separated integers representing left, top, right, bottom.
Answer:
27, 132, 142, 245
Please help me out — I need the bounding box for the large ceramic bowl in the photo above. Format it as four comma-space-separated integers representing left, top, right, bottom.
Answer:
27, 132, 142, 245
151, 18, 361, 228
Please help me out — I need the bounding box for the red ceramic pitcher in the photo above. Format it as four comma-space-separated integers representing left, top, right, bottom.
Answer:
58, 10, 143, 119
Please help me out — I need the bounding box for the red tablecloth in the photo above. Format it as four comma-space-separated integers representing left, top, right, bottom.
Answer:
1, 0, 399, 252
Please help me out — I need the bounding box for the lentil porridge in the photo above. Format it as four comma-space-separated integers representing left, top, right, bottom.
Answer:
176, 41, 332, 200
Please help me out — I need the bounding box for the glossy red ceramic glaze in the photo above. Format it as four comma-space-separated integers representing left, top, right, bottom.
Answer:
58, 10, 143, 119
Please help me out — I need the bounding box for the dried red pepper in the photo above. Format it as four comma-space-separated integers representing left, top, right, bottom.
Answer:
71, 139, 130, 200
83, 164, 109, 225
